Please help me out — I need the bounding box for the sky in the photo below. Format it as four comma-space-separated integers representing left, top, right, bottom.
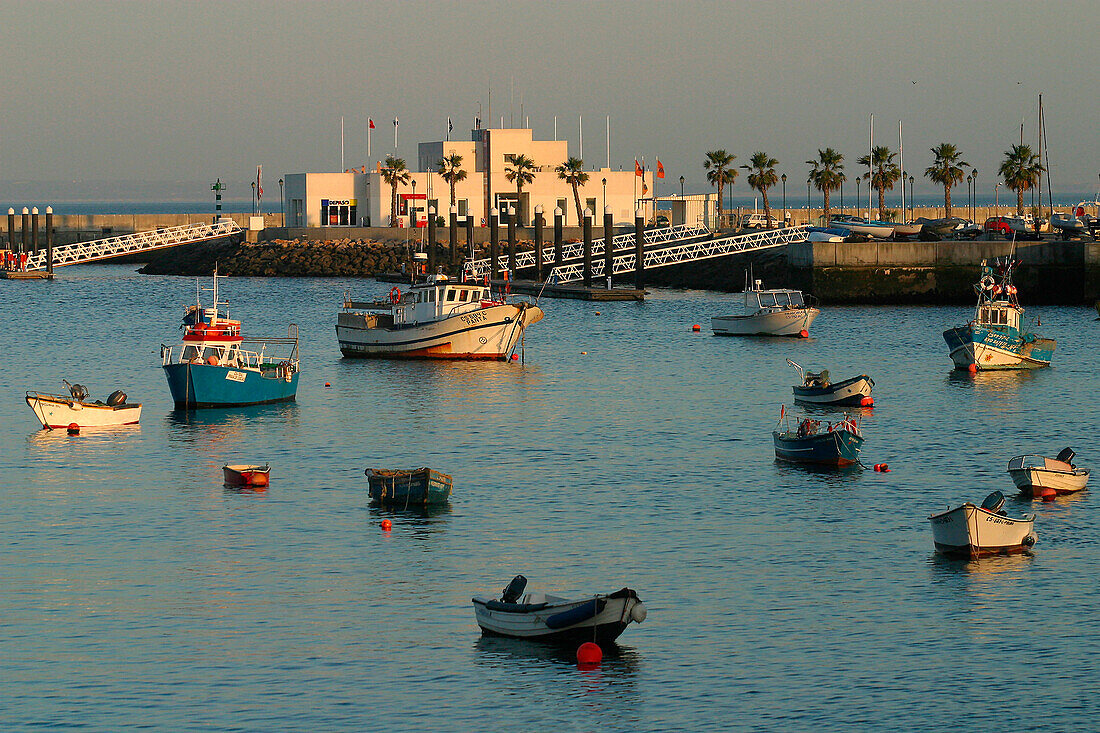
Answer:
1, 0, 1098, 202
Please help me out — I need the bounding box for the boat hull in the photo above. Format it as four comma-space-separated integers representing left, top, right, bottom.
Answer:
1007, 460, 1089, 497
772, 428, 864, 466
472, 590, 645, 644
929, 504, 1036, 559
793, 375, 874, 406
337, 303, 543, 360
833, 222, 895, 238
943, 325, 1055, 370
26, 394, 141, 428
223, 465, 270, 487
163, 363, 299, 408
712, 308, 819, 337
367, 468, 453, 505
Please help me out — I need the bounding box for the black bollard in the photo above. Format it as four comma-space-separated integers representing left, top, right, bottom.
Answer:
32, 207, 39, 254
7, 208, 14, 252
603, 206, 614, 289
427, 206, 437, 275
21, 207, 29, 254
634, 208, 645, 290
583, 209, 593, 288
465, 213, 474, 263
46, 206, 54, 275
506, 204, 517, 275
449, 206, 458, 267
554, 207, 563, 273
533, 205, 544, 282
489, 207, 500, 279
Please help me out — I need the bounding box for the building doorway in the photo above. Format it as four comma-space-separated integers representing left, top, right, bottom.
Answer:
321, 199, 356, 226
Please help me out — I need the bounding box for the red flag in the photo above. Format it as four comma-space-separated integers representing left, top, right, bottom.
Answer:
369, 118, 376, 129
634, 159, 643, 177
656, 159, 665, 179
641, 183, 649, 196
377, 161, 383, 173
256, 165, 263, 198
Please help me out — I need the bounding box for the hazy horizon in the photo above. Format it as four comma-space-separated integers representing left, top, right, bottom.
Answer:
2, 1, 1097, 203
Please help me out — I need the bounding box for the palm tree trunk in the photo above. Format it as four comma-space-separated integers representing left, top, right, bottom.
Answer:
516, 182, 524, 226
1017, 189, 1024, 216
762, 189, 772, 229
717, 181, 724, 223
450, 181, 456, 208
944, 184, 952, 218
391, 184, 398, 227
878, 187, 886, 221
571, 183, 583, 227
823, 189, 831, 221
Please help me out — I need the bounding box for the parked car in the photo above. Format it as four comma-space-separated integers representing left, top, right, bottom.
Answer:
740, 211, 791, 229
984, 216, 1026, 235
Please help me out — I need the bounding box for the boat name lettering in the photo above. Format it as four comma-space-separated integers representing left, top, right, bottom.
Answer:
460, 311, 488, 325
225, 371, 246, 383
984, 515, 1017, 526
931, 516, 952, 525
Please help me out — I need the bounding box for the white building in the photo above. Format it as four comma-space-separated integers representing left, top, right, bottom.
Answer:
283, 128, 656, 228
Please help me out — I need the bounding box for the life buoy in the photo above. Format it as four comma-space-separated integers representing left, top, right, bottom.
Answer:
390, 287, 402, 304
980, 275, 995, 291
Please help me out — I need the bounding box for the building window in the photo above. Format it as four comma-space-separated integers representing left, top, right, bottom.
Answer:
458, 199, 469, 217
585, 198, 597, 217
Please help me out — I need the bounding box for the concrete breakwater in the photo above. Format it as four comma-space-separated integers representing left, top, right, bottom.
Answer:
138, 237, 416, 277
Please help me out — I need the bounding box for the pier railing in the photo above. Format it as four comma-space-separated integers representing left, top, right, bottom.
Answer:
463, 223, 710, 279
545, 225, 812, 284
24, 219, 242, 271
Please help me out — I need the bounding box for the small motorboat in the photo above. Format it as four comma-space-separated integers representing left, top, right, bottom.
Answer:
1050, 211, 1090, 237
892, 221, 924, 238
929, 491, 1036, 559
807, 226, 848, 243
829, 215, 895, 239
787, 359, 874, 406
26, 381, 141, 429
366, 467, 453, 505
772, 407, 864, 466
1008, 448, 1089, 497
472, 575, 647, 644
711, 278, 819, 337
223, 464, 271, 487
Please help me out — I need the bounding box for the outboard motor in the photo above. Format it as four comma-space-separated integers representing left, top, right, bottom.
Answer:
501, 575, 527, 604
981, 491, 1006, 514
106, 390, 127, 406
63, 380, 88, 402
1056, 447, 1076, 465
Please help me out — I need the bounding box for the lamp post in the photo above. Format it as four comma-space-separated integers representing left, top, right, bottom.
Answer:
806, 177, 811, 224
995, 182, 1001, 217
679, 175, 684, 197
602, 177, 607, 216
966, 174, 972, 220
971, 168, 977, 221
840, 179, 844, 215
908, 176, 915, 221
781, 173, 787, 227
279, 178, 284, 223
251, 181, 256, 215
855, 176, 861, 219
411, 179, 417, 226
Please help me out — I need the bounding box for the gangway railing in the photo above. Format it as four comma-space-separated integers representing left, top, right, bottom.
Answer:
24, 219, 242, 271
545, 225, 812, 284
463, 223, 709, 279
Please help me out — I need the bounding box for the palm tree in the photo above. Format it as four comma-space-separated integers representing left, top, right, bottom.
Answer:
555, 157, 589, 225
741, 152, 779, 228
436, 153, 467, 209
504, 154, 537, 225
856, 146, 902, 220
924, 143, 969, 218
381, 156, 411, 227
806, 148, 846, 222
998, 144, 1044, 216
704, 150, 738, 227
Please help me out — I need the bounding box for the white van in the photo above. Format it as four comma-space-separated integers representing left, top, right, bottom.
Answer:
740, 211, 791, 229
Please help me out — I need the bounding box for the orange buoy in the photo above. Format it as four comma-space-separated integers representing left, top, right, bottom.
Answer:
595, 311, 601, 315
577, 641, 602, 668
581, 351, 588, 355
873, 464, 882, 472
1041, 488, 1057, 502
325, 382, 331, 388
381, 519, 392, 531
798, 329, 809, 338
860, 396, 874, 406
692, 324, 701, 332
968, 363, 978, 374
67, 422, 80, 435
511, 354, 519, 361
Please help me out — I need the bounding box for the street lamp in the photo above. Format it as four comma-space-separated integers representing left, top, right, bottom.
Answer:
971, 168, 977, 221
855, 176, 861, 219
806, 177, 811, 224
840, 179, 844, 215
908, 175, 915, 221
781, 173, 787, 227
602, 177, 607, 215
278, 178, 285, 223
966, 174, 972, 220
411, 179, 417, 226
251, 181, 256, 215
995, 182, 1001, 217
679, 175, 685, 197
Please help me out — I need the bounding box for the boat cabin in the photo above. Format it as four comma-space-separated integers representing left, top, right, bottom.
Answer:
740, 280, 807, 314
345, 274, 502, 327
975, 301, 1021, 333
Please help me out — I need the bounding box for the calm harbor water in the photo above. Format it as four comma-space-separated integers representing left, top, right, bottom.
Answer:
2, 265, 1099, 731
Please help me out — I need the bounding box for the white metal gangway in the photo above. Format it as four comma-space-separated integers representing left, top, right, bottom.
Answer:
545, 225, 812, 284
463, 222, 710, 279
24, 219, 242, 271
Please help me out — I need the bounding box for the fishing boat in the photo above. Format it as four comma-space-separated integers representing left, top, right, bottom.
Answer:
337, 273, 543, 360
223, 464, 270, 487
160, 271, 300, 408
772, 407, 864, 466
929, 491, 1036, 559
829, 215, 895, 239
472, 575, 647, 644
807, 226, 848, 243
366, 467, 453, 505
786, 359, 874, 407
943, 258, 1055, 370
1008, 448, 1089, 497
712, 278, 819, 337
25, 380, 141, 429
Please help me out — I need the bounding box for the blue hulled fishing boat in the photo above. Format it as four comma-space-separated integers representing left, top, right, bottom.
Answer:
160, 271, 300, 409
772, 407, 864, 466
943, 257, 1055, 371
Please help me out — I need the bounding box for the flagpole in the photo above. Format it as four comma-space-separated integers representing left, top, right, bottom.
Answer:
579, 115, 583, 159
553, 116, 557, 141
394, 117, 399, 149
606, 115, 610, 170
341, 116, 345, 171
368, 120, 372, 159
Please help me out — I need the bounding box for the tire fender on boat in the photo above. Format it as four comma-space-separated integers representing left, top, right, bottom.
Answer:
630, 602, 647, 623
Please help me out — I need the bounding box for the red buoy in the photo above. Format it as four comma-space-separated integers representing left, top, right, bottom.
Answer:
873, 464, 881, 472
798, 329, 809, 338
1041, 488, 1057, 502
860, 396, 874, 407
325, 382, 331, 388
67, 422, 80, 435
381, 519, 392, 531
968, 363, 978, 374
692, 324, 701, 332
577, 641, 602, 668
511, 354, 519, 361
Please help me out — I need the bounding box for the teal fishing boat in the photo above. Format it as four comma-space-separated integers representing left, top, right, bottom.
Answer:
772, 407, 865, 466
366, 468, 453, 505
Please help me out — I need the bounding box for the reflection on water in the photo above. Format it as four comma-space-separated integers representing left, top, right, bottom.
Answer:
474, 635, 643, 676
945, 367, 1041, 399
928, 550, 1036, 579
165, 401, 301, 433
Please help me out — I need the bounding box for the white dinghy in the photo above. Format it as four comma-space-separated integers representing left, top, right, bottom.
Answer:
929, 491, 1036, 559
1008, 448, 1089, 498
472, 575, 647, 644
26, 381, 141, 429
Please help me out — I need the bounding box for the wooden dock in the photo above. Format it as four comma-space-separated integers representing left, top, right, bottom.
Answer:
2, 271, 53, 280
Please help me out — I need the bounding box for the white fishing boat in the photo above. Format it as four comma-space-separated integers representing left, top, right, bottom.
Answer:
929, 491, 1036, 559
787, 359, 874, 406
26, 381, 141, 429
472, 575, 647, 644
712, 279, 819, 337
1008, 448, 1089, 497
829, 215, 895, 239
337, 274, 543, 359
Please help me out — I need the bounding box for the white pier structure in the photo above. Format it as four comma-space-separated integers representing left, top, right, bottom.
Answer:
24, 219, 242, 271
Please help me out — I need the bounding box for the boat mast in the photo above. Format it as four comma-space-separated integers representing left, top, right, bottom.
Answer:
868, 114, 874, 219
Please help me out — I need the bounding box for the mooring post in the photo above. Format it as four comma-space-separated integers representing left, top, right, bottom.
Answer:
31, 207, 40, 253
553, 207, 563, 273
465, 213, 474, 262
635, 207, 645, 291
489, 207, 500, 279
21, 207, 29, 254
583, 209, 593, 288
7, 208, 15, 252
603, 206, 614, 289
506, 204, 517, 275
533, 205, 544, 282
449, 206, 458, 266
46, 206, 54, 274
427, 206, 437, 275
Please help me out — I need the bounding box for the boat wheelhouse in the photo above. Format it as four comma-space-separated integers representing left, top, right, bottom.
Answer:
712, 279, 819, 337
336, 273, 543, 360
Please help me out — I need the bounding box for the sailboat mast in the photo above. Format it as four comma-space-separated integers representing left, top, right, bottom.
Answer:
899, 120, 904, 219
1036, 95, 1042, 220
868, 114, 874, 218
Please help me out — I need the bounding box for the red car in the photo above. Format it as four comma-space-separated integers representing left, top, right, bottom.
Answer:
984, 216, 1025, 235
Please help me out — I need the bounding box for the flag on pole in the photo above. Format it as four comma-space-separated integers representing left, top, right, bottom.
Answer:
368, 119, 375, 129
448, 117, 453, 132
256, 165, 263, 199
656, 159, 665, 179
635, 159, 643, 177
393, 116, 399, 148
641, 183, 649, 196
475, 115, 481, 129
377, 161, 383, 173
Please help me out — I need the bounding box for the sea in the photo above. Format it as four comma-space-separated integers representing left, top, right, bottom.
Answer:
2, 264, 1099, 731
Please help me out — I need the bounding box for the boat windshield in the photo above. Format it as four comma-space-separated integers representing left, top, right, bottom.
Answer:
788, 291, 805, 307
758, 292, 778, 308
